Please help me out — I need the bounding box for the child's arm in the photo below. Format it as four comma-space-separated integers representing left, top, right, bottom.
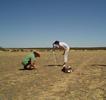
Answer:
30, 60, 36, 68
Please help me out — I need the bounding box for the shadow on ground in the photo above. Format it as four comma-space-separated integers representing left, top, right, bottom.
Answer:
91, 64, 106, 67
47, 64, 62, 67
19, 68, 36, 71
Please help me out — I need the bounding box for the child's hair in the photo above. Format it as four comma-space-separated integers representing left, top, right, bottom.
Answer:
33, 51, 40, 57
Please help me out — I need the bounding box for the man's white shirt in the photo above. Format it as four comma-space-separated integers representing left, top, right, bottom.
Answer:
59, 42, 70, 50
53, 42, 70, 50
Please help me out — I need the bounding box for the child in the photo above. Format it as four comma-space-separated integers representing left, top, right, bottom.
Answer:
53, 40, 70, 66
22, 51, 40, 70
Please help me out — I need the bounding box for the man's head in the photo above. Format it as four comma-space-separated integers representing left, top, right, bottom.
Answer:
53, 40, 60, 49
53, 41, 59, 45
33, 51, 40, 57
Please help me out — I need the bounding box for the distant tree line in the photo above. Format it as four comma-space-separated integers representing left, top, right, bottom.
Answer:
70, 47, 106, 50
0, 47, 6, 51
0, 47, 106, 52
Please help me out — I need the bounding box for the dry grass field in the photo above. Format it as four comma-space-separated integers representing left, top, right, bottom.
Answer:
0, 50, 106, 100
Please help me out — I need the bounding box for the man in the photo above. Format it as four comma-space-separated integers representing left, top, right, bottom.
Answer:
22, 51, 40, 70
53, 40, 70, 66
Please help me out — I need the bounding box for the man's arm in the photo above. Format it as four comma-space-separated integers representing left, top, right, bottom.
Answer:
58, 45, 65, 55
63, 50, 65, 55
52, 43, 55, 51
52, 43, 59, 51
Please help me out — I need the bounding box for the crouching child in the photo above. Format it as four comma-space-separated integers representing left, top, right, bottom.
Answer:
22, 51, 40, 70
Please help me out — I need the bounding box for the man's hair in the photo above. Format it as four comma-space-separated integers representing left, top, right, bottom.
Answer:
54, 41, 59, 45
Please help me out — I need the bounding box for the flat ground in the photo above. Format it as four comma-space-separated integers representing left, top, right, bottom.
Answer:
0, 50, 106, 100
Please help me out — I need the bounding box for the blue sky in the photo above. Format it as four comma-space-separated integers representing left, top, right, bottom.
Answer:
0, 0, 106, 48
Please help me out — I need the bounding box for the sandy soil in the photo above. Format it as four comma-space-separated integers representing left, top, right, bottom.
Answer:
0, 50, 106, 100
